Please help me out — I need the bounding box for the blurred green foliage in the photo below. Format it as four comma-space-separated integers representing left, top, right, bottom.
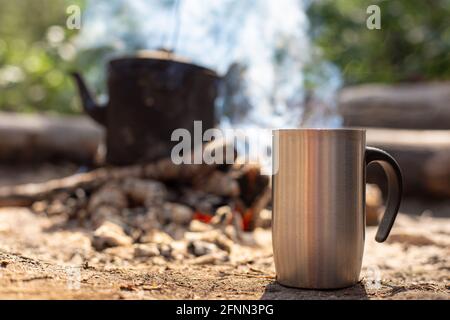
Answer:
308, 0, 450, 84
0, 0, 449, 113
0, 0, 84, 113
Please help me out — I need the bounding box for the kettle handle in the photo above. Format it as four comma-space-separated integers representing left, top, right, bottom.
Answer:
365, 147, 403, 242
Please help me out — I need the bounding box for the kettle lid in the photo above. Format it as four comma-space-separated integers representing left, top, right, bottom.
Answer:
109, 49, 218, 77
135, 49, 191, 64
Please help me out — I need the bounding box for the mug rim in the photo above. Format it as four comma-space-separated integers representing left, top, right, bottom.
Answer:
273, 128, 366, 133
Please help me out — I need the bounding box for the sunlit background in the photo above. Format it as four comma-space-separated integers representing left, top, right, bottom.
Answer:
0, 0, 449, 300
1, 0, 448, 117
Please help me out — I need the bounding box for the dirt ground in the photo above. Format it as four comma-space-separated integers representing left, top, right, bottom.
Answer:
0, 206, 448, 300
0, 163, 447, 300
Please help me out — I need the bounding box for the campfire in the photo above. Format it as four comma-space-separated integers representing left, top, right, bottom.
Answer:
0, 140, 271, 265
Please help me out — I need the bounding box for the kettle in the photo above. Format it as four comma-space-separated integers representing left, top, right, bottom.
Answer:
72, 50, 219, 165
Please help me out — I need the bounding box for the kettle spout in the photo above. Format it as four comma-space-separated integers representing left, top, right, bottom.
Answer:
71, 72, 107, 126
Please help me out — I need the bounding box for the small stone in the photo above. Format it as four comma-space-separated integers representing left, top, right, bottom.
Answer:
188, 252, 229, 265
211, 206, 233, 226
189, 230, 235, 253
162, 203, 193, 225
122, 178, 167, 207
92, 221, 133, 250
31, 201, 48, 214
254, 208, 272, 229
224, 225, 239, 242
212, 232, 234, 253
157, 243, 173, 259
189, 220, 213, 232
124, 207, 161, 231
103, 246, 134, 259
140, 230, 173, 244
170, 241, 188, 260
46, 200, 66, 216
164, 222, 186, 240
151, 256, 167, 266
91, 205, 123, 228
88, 183, 128, 212
188, 240, 220, 257
134, 243, 160, 258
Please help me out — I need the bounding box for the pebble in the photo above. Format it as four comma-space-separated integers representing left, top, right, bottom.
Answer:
188, 252, 229, 265
188, 240, 220, 257
164, 222, 187, 240
151, 256, 167, 266
134, 243, 160, 258
254, 208, 272, 229
212, 232, 234, 253
162, 203, 193, 225
92, 221, 133, 250
88, 183, 128, 212
189, 220, 213, 232
103, 246, 134, 260
157, 243, 173, 259
123, 207, 161, 231
90, 205, 123, 228
211, 206, 233, 226
121, 178, 167, 207
140, 230, 173, 244
186, 230, 234, 253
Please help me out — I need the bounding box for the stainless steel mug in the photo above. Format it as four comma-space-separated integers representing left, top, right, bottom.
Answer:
272, 129, 402, 289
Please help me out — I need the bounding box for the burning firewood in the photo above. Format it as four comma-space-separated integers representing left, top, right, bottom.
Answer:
0, 139, 274, 263
232, 163, 271, 231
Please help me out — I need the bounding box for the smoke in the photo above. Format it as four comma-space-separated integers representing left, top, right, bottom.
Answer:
76, 0, 342, 129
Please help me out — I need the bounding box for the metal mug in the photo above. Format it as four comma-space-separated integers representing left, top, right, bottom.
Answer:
272, 129, 402, 289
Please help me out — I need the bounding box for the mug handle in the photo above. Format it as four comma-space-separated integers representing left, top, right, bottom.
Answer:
365, 147, 403, 243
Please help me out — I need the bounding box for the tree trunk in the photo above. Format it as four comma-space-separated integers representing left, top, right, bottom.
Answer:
425, 150, 450, 197
0, 112, 104, 164
366, 128, 450, 198
339, 83, 450, 129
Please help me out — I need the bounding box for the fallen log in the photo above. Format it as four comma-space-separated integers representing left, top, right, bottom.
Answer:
366, 128, 450, 198
0, 112, 103, 163
339, 82, 450, 129
366, 184, 382, 226
424, 150, 450, 197
0, 140, 238, 207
